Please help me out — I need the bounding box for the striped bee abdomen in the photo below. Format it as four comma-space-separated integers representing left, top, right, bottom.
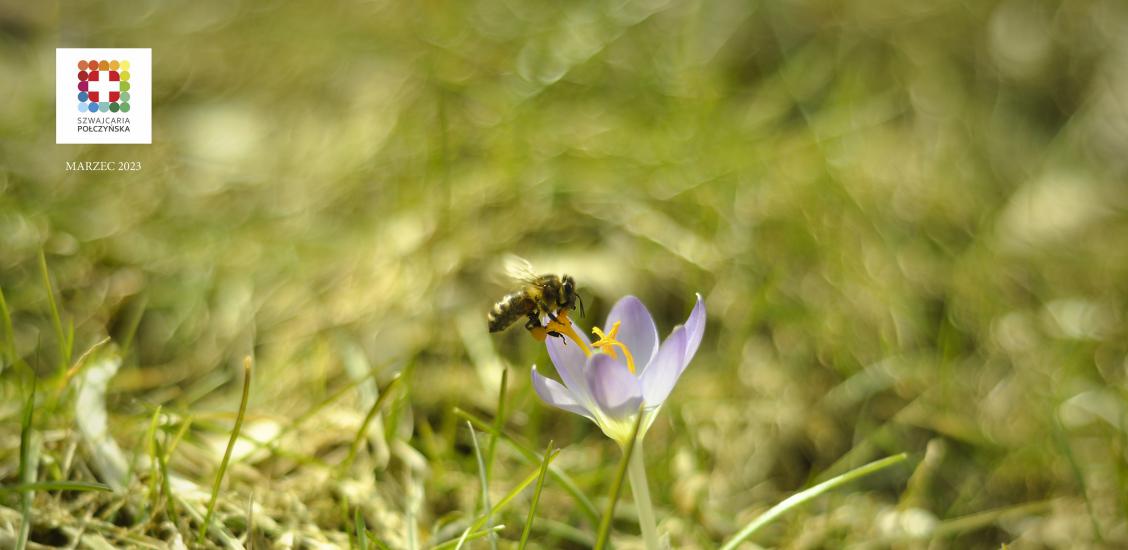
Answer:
488, 291, 536, 332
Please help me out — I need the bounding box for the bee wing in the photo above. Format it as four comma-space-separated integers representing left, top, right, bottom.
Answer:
502, 254, 540, 284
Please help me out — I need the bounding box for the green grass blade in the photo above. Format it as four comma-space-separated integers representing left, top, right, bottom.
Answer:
118, 294, 146, 358
455, 407, 599, 524
143, 406, 163, 517
198, 356, 254, 544
255, 367, 381, 453
593, 410, 646, 550
472, 467, 542, 531
0, 480, 112, 493
718, 453, 910, 550
152, 433, 178, 521
460, 421, 497, 550
65, 320, 75, 365
0, 286, 15, 369
38, 251, 71, 372
431, 526, 505, 550
59, 336, 112, 394
439, 452, 562, 549
17, 381, 37, 550
341, 373, 402, 473
532, 518, 593, 547
518, 440, 555, 550
356, 507, 369, 550
1053, 412, 1104, 541
866, 499, 1052, 545
247, 492, 256, 549
485, 368, 508, 481
929, 500, 1052, 539
406, 464, 420, 550
164, 414, 194, 460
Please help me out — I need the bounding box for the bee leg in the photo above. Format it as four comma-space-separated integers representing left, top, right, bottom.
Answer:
544, 305, 562, 323
524, 315, 541, 331
525, 315, 551, 342
524, 314, 563, 344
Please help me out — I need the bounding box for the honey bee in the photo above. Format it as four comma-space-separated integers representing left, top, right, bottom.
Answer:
488, 256, 584, 340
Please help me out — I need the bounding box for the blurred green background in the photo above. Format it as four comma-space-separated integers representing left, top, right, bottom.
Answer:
3, 0, 1128, 548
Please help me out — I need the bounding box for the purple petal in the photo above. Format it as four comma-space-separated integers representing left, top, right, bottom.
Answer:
604, 295, 659, 368
584, 354, 643, 420
546, 317, 595, 402
532, 367, 594, 420
641, 325, 687, 404
682, 293, 706, 366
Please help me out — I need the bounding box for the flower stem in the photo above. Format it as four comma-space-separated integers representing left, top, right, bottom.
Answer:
627, 440, 660, 550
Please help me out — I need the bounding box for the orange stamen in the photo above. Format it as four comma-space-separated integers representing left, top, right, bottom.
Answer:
541, 311, 592, 356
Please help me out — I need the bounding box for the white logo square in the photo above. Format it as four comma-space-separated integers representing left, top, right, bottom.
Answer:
56, 48, 151, 144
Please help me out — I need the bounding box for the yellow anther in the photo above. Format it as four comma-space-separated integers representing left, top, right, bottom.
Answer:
590, 321, 637, 374
541, 311, 592, 357
590, 326, 618, 360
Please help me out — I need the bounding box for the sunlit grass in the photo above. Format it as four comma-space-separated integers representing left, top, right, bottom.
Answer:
518, 439, 555, 550
17, 382, 35, 550
3, 0, 1127, 547
719, 453, 910, 550
198, 356, 253, 545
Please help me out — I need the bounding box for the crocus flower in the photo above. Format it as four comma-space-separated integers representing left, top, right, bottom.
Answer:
531, 294, 705, 446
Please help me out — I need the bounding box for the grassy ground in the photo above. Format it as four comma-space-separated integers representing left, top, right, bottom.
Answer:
3, 0, 1128, 548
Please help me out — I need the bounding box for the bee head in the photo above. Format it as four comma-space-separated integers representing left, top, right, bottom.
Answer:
562, 274, 584, 318
562, 274, 575, 296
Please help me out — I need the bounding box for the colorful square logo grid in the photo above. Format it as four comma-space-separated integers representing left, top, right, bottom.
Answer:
77, 59, 132, 113
56, 48, 151, 144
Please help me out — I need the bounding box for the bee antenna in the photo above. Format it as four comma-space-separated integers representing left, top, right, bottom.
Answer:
577, 292, 586, 318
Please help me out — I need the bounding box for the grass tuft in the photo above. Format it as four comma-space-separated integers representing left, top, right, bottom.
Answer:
485, 368, 508, 484
341, 373, 402, 474
0, 480, 111, 493
440, 452, 562, 548
518, 439, 555, 550
456, 407, 600, 524
152, 431, 179, 524
17, 381, 36, 550
198, 356, 254, 545
37, 251, 71, 373
143, 406, 163, 518
355, 506, 368, 550
0, 287, 15, 370
455, 423, 485, 550
719, 453, 910, 550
